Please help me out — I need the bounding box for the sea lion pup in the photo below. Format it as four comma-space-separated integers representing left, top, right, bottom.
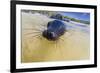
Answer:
42, 20, 66, 41
22, 12, 90, 63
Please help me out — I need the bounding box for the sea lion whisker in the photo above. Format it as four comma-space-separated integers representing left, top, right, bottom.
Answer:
57, 40, 64, 58
38, 36, 43, 40
34, 34, 43, 40
27, 31, 41, 33
23, 34, 41, 40
39, 24, 47, 27
39, 26, 47, 30
55, 40, 57, 49
54, 40, 64, 58
31, 34, 41, 38
24, 32, 41, 35
64, 31, 73, 38
23, 28, 43, 32
33, 28, 44, 32
59, 37, 65, 42
24, 33, 41, 37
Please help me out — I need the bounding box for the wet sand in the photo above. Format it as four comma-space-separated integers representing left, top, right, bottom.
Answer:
21, 12, 90, 63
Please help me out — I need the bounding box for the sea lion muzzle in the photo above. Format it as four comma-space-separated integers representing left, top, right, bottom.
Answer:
42, 20, 66, 41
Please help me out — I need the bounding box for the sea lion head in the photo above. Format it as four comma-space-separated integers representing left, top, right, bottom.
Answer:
42, 20, 66, 41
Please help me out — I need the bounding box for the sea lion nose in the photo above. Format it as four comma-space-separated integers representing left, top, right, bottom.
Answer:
42, 30, 57, 41
48, 32, 56, 39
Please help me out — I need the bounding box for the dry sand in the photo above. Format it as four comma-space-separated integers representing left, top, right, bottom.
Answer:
21, 12, 90, 63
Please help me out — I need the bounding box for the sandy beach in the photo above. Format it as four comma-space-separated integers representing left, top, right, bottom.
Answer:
21, 12, 90, 63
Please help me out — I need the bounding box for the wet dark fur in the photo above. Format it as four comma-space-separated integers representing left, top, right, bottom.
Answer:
42, 20, 66, 41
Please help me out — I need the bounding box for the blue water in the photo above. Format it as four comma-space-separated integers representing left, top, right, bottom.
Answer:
59, 12, 90, 21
